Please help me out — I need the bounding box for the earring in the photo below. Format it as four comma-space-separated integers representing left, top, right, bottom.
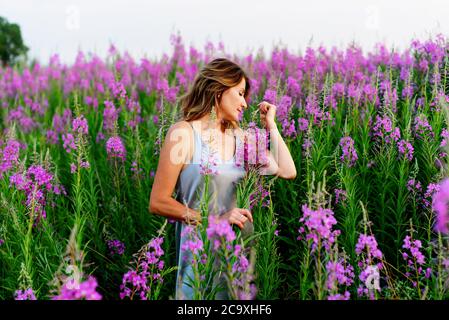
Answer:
210, 105, 217, 123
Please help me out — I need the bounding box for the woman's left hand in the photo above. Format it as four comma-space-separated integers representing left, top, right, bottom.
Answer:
258, 101, 277, 129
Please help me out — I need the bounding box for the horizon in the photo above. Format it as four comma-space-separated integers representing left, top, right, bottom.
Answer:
1, 0, 448, 64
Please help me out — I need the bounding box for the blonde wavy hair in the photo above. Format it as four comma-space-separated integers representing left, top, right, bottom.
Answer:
178, 58, 251, 130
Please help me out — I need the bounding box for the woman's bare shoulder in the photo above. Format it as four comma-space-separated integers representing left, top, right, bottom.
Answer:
164, 121, 194, 152
165, 121, 194, 167
165, 120, 193, 138
169, 120, 191, 130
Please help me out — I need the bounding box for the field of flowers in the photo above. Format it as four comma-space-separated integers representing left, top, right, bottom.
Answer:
1, 33, 449, 300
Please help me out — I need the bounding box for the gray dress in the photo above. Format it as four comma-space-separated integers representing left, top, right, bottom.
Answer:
174, 122, 246, 300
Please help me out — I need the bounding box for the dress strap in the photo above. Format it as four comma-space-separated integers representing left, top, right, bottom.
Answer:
186, 121, 201, 164
186, 121, 239, 164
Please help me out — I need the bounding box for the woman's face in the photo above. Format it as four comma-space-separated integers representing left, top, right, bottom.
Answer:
218, 77, 248, 122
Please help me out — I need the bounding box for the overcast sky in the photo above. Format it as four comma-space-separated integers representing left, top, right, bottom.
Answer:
1, 0, 449, 64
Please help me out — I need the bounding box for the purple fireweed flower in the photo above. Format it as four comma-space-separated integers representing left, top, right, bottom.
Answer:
103, 100, 118, 132
46, 130, 58, 145
232, 252, 249, 274
96, 131, 105, 143
397, 140, 414, 161
80, 161, 90, 169
326, 259, 354, 290
14, 288, 37, 300
372, 115, 392, 138
281, 119, 297, 138
334, 189, 347, 204
297, 118, 309, 132
72, 115, 88, 135
297, 204, 341, 252
111, 81, 127, 99
328, 291, 351, 300
106, 136, 126, 161
120, 236, 166, 300
181, 226, 204, 256
305, 94, 324, 124
62, 133, 77, 153
235, 284, 258, 300
413, 115, 434, 140
206, 215, 236, 251
70, 160, 90, 174
9, 164, 62, 225
355, 233, 384, 299
363, 83, 378, 104
28, 165, 54, 188
131, 160, 144, 180
355, 234, 383, 261
347, 83, 362, 102
6, 106, 37, 133
231, 252, 257, 300
84, 96, 99, 109
326, 258, 354, 300
371, 115, 401, 144
302, 138, 313, 157
107, 239, 126, 256
402, 235, 425, 265
181, 229, 204, 256
389, 128, 401, 143
402, 85, 414, 99
431, 91, 449, 112
407, 179, 422, 194
401, 234, 430, 286
0, 139, 22, 176
262, 89, 277, 104
414, 97, 425, 110
418, 59, 428, 72
339, 136, 358, 167
277, 95, 292, 122
432, 178, 449, 234
181, 238, 204, 256
424, 183, 440, 208
52, 276, 102, 300
287, 76, 301, 97
440, 128, 449, 147
249, 180, 270, 210
332, 83, 345, 97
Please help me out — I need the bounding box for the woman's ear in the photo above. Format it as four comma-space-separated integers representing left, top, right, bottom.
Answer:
215, 94, 221, 107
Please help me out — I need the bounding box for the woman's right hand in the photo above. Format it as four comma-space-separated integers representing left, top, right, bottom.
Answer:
220, 208, 253, 229
183, 208, 202, 226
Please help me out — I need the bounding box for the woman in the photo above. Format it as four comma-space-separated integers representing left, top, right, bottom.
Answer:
149, 58, 296, 299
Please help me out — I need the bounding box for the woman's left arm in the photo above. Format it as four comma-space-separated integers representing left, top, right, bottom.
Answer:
259, 101, 297, 180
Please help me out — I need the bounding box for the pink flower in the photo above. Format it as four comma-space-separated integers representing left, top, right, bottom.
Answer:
72, 115, 88, 135
106, 136, 126, 161
432, 178, 449, 234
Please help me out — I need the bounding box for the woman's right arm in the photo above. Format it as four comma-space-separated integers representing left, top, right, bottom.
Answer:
149, 121, 202, 224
